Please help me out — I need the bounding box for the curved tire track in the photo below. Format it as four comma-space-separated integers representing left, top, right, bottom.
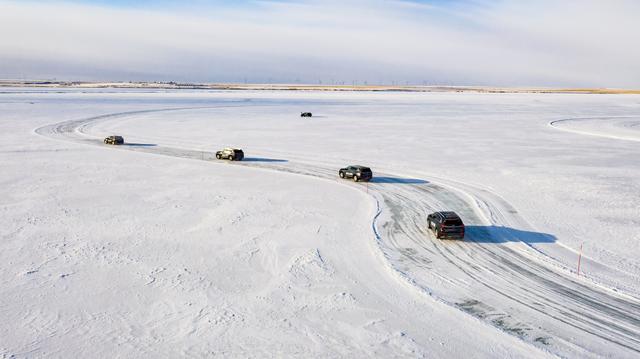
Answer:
549, 116, 640, 142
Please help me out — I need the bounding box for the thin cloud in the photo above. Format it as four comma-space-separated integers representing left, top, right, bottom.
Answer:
0, 0, 638, 87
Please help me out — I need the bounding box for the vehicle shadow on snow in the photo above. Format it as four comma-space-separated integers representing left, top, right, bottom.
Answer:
464, 226, 556, 244
242, 157, 288, 163
370, 176, 428, 184
124, 143, 157, 147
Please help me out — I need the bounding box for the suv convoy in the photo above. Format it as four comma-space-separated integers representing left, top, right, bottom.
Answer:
339, 165, 373, 182
104, 136, 124, 145
427, 212, 465, 240
301, 112, 312, 117
216, 148, 244, 161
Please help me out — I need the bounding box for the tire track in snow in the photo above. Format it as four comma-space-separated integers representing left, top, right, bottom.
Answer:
35, 108, 640, 358
549, 116, 640, 142
378, 181, 640, 357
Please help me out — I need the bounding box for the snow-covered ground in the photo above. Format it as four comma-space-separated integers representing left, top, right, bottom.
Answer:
1, 88, 639, 358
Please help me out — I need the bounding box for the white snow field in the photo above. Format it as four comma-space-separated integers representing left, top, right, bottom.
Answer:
1, 88, 639, 358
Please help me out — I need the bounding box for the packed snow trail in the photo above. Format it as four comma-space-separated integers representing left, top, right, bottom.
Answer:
549, 116, 640, 142
35, 107, 640, 358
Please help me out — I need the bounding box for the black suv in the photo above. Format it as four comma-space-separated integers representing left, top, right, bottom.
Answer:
216, 148, 244, 161
427, 212, 465, 239
339, 165, 373, 182
104, 135, 124, 145
301, 112, 312, 117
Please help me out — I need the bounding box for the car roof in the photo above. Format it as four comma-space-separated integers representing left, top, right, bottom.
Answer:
352, 165, 370, 169
224, 147, 243, 151
436, 211, 461, 219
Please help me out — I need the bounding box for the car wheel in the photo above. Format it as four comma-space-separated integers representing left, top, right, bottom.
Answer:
339, 172, 345, 178
428, 220, 432, 230
435, 229, 440, 238
216, 154, 221, 159
353, 175, 359, 182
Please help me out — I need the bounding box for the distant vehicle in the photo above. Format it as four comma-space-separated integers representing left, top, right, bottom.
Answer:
427, 211, 465, 239
104, 135, 124, 145
339, 165, 373, 182
301, 112, 313, 117
216, 148, 244, 161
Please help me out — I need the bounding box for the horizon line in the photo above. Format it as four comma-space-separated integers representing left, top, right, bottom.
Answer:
1, 79, 639, 94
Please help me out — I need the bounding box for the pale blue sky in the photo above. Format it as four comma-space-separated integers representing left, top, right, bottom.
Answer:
1, 0, 639, 87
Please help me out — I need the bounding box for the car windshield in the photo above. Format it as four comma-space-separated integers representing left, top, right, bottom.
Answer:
444, 219, 463, 226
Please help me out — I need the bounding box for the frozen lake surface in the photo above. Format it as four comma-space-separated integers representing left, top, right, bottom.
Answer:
1, 89, 639, 358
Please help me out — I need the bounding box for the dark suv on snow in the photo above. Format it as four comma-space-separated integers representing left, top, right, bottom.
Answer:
216, 148, 244, 161
104, 135, 124, 145
427, 211, 465, 239
339, 165, 373, 182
